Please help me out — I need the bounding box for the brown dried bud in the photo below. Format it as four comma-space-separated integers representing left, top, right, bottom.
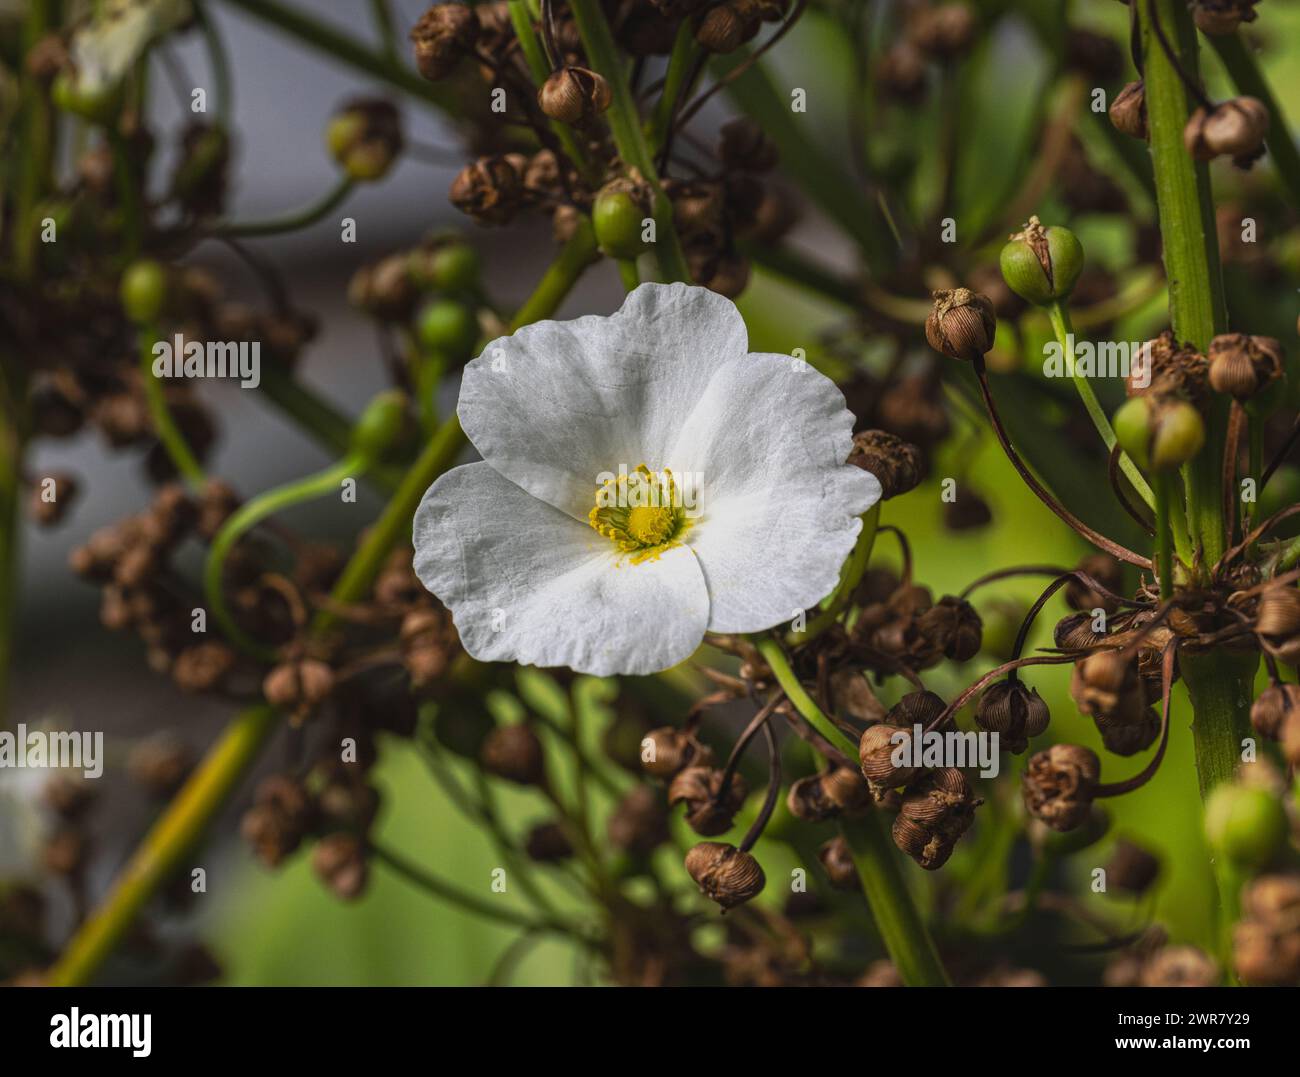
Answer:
1109, 80, 1148, 140
786, 773, 837, 822
684, 841, 765, 908
718, 117, 778, 172
916, 595, 983, 662
1251, 682, 1300, 741
1064, 552, 1123, 614
607, 786, 670, 855
312, 833, 368, 901
410, 3, 479, 82
1070, 650, 1139, 719
450, 155, 525, 226
1257, 585, 1300, 640
858, 722, 919, 789
1106, 838, 1161, 895
1139, 945, 1219, 987
1129, 330, 1210, 402
538, 66, 612, 125
1207, 332, 1284, 401
640, 725, 714, 778
348, 253, 418, 321
1233, 917, 1300, 986
877, 42, 927, 104
1054, 611, 1107, 652
1194, 1, 1260, 37
817, 836, 859, 891
171, 641, 237, 694
524, 821, 574, 862
908, 3, 976, 58
925, 288, 997, 361
694, 1, 761, 53
28, 472, 78, 527
197, 479, 240, 540
480, 724, 546, 786
668, 766, 747, 836
848, 430, 922, 500
263, 658, 335, 720
975, 680, 1050, 754
1023, 743, 1101, 832
1184, 97, 1269, 163
241, 774, 314, 868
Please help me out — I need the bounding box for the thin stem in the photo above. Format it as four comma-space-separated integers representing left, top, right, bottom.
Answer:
138, 324, 206, 487
567, 0, 690, 283
756, 638, 855, 757
1046, 300, 1154, 509
647, 20, 697, 151
1153, 471, 1174, 600
787, 503, 881, 646
616, 257, 640, 291
192, 0, 233, 120
212, 176, 355, 238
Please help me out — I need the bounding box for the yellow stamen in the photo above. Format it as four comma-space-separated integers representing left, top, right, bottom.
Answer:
588, 464, 689, 564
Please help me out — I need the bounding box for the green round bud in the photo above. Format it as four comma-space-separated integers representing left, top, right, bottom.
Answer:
416, 299, 479, 363
350, 390, 409, 461
1000, 216, 1084, 306
1204, 784, 1287, 871
119, 259, 168, 325
51, 71, 121, 124
1149, 398, 1205, 470
592, 186, 649, 260
428, 243, 480, 293
1112, 396, 1154, 470
326, 101, 402, 181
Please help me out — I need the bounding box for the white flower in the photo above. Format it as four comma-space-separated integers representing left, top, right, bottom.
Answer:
413, 283, 880, 676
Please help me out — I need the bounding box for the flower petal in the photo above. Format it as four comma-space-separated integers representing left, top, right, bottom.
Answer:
457, 283, 748, 520
413, 462, 711, 676
669, 353, 881, 632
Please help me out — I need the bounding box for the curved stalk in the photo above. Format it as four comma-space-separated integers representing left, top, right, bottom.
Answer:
139, 324, 206, 487
213, 176, 355, 238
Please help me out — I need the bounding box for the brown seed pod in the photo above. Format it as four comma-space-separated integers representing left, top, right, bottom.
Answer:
974, 680, 1050, 754
449, 155, 525, 226
1129, 330, 1211, 401
858, 722, 918, 789
1250, 683, 1300, 741
684, 841, 765, 908
1109, 80, 1148, 140
1064, 552, 1124, 614
640, 725, 714, 778
925, 288, 997, 362
1193, 0, 1260, 37
480, 724, 546, 786
786, 773, 837, 822
1022, 743, 1101, 832
1207, 332, 1284, 401
1257, 585, 1300, 640
915, 595, 983, 662
1139, 945, 1220, 987
1106, 838, 1161, 895
694, 0, 761, 53
171, 641, 237, 694
263, 658, 335, 721
877, 41, 927, 104
1054, 611, 1107, 651
668, 766, 747, 836
817, 836, 859, 891
312, 833, 369, 901
848, 429, 923, 500
524, 822, 574, 862
1183, 96, 1269, 162
409, 3, 479, 82
718, 117, 778, 172
908, 2, 976, 58
538, 66, 612, 125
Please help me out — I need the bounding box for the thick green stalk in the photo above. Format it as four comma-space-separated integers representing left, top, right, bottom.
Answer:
755, 636, 949, 986
647, 21, 698, 150
567, 0, 691, 283
1153, 470, 1173, 600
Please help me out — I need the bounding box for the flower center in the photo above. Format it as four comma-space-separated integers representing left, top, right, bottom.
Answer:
588, 464, 689, 563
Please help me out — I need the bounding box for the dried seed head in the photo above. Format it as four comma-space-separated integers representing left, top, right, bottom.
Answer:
263, 659, 335, 721
886, 689, 948, 729
449, 155, 525, 226
1022, 743, 1101, 832
817, 836, 859, 891
1193, 0, 1261, 37
916, 595, 983, 662
1207, 333, 1284, 401
1184, 97, 1269, 163
409, 3, 479, 82
1251, 683, 1300, 741
1109, 80, 1148, 140
684, 841, 765, 908
1233, 917, 1300, 986
640, 725, 714, 779
538, 66, 612, 125
848, 429, 923, 500
786, 773, 837, 822
1257, 585, 1300, 640
1129, 330, 1211, 401
312, 833, 368, 901
975, 680, 1050, 754
694, 1, 761, 53
1054, 611, 1107, 652
1241, 873, 1300, 926
241, 774, 314, 868
1139, 945, 1220, 987
925, 287, 997, 361
668, 766, 747, 836
1106, 838, 1161, 895
524, 821, 574, 862
858, 722, 919, 789
480, 724, 546, 786
172, 641, 237, 694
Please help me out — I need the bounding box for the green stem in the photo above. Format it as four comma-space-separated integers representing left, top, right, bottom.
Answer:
213, 176, 355, 238
139, 324, 206, 487
1154, 470, 1174, 599
204, 451, 366, 658
1047, 300, 1155, 510
787, 502, 880, 645
508, 221, 599, 329
615, 257, 640, 292
107, 128, 142, 263
46, 703, 280, 986
566, 0, 690, 284
647, 20, 698, 150
1208, 33, 1300, 206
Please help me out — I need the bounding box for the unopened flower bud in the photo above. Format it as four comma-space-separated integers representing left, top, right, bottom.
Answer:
668, 766, 747, 836
694, 0, 761, 53
1184, 96, 1268, 163
817, 836, 859, 891
975, 679, 1050, 754
416, 299, 480, 363
916, 594, 983, 662
326, 99, 403, 181
1023, 743, 1100, 832
350, 390, 409, 462
1109, 80, 1148, 140
925, 287, 996, 361
848, 430, 922, 499
120, 259, 168, 324
538, 66, 612, 125
1204, 782, 1288, 871
1000, 216, 1084, 305
410, 3, 479, 82
685, 841, 765, 908
480, 724, 546, 786
592, 179, 652, 259
1113, 394, 1205, 472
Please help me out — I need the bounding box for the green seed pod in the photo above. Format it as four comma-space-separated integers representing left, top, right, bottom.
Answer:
416, 299, 479, 363
1205, 784, 1288, 871
1113, 395, 1205, 472
592, 182, 651, 260
119, 259, 168, 325
326, 100, 403, 181
350, 390, 409, 462
1112, 396, 1155, 470
426, 243, 480, 293
1000, 216, 1084, 306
